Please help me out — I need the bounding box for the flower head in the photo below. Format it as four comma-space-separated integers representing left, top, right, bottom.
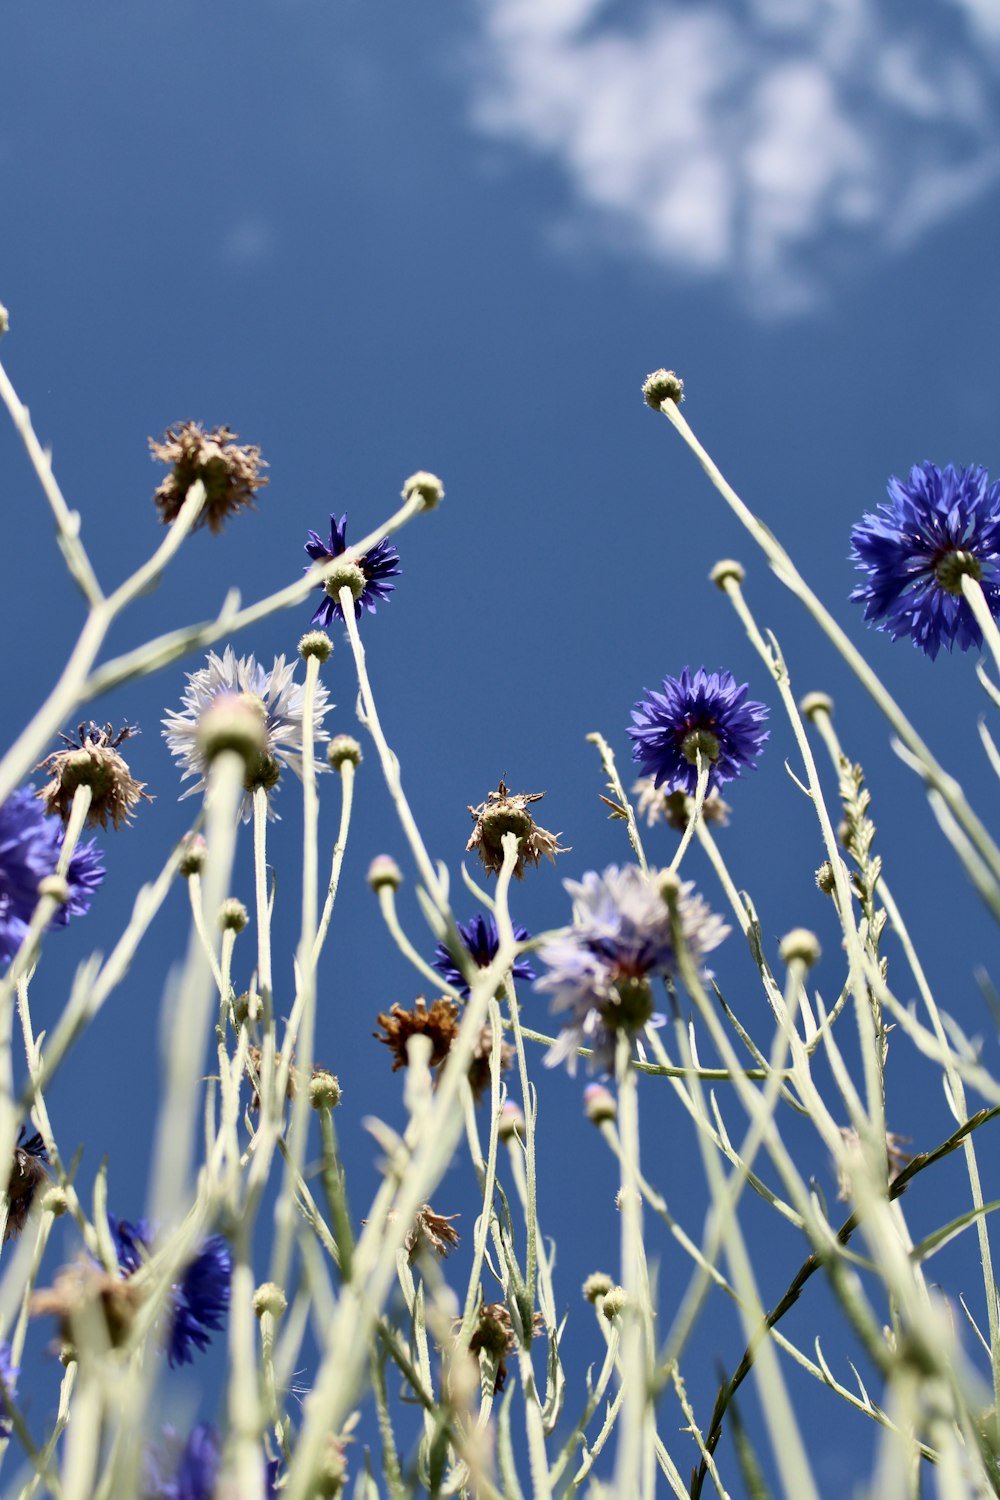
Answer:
162, 646, 331, 821
850, 461, 1000, 657
149, 422, 268, 534
536, 865, 729, 1073
633, 777, 731, 831
37, 722, 151, 830
432, 913, 536, 997
0, 787, 104, 963
375, 997, 461, 1071
143, 1424, 281, 1500
467, 781, 568, 879
305, 513, 400, 626
404, 1205, 461, 1261
108, 1217, 232, 1367
0, 1342, 18, 1438
5, 1126, 49, 1242
628, 667, 769, 797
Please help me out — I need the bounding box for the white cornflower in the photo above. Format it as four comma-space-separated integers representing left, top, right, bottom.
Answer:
162, 646, 332, 820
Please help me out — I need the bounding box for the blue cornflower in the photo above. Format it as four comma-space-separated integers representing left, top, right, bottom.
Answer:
850, 461, 1000, 658
305, 513, 400, 626
144, 1425, 280, 1500
536, 865, 729, 1074
628, 667, 769, 797
0, 1342, 18, 1438
433, 913, 536, 998
108, 1217, 231, 1367
0, 786, 105, 964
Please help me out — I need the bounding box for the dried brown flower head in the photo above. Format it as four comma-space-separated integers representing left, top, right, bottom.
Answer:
836, 1126, 912, 1203
31, 1262, 144, 1348
4, 1129, 50, 1242
633, 777, 731, 831
37, 723, 151, 830
374, 997, 461, 1072
467, 1300, 544, 1392
149, 422, 268, 533
374, 998, 511, 1103
466, 1025, 514, 1103
404, 1205, 461, 1261
467, 781, 568, 880
246, 1044, 298, 1113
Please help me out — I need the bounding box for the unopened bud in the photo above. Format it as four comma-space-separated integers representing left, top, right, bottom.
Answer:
498, 1102, 525, 1142
402, 471, 445, 510
298, 630, 333, 662
324, 560, 366, 603
327, 735, 362, 771
177, 833, 207, 878
584, 1083, 617, 1125
582, 1272, 614, 1304
218, 898, 249, 933
253, 1281, 288, 1319
310, 1070, 342, 1110
367, 854, 403, 892
196, 694, 268, 771
710, 559, 745, 590
601, 1285, 628, 1320
779, 928, 821, 968
799, 692, 833, 722
642, 369, 684, 408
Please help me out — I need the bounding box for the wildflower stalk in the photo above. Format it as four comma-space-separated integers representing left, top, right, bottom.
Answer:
0, 356, 103, 606
668, 754, 708, 873
613, 1033, 655, 1500
283, 838, 521, 1500
270, 652, 323, 1289
338, 586, 447, 912
718, 571, 887, 1140
188, 875, 226, 997
503, 983, 539, 1309
961, 573, 1000, 684
586, 732, 649, 872
460, 1002, 506, 1335
652, 395, 1000, 907
150, 750, 243, 1225
311, 758, 355, 966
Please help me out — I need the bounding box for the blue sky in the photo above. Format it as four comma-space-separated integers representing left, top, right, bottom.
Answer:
3, 1, 1000, 1493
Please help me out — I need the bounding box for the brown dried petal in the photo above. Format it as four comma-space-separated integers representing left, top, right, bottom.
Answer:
467, 782, 568, 880
374, 997, 460, 1071
37, 723, 151, 830
149, 422, 268, 534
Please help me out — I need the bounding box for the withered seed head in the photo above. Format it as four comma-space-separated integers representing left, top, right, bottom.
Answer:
149, 422, 268, 534
37, 723, 151, 830
404, 1205, 461, 1261
633, 776, 731, 831
467, 781, 568, 880
466, 1024, 514, 1103
374, 997, 461, 1072
4, 1129, 50, 1243
31, 1263, 144, 1348
466, 1300, 544, 1392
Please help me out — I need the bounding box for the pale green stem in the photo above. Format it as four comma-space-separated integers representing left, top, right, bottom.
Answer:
188, 874, 226, 995
83, 494, 425, 701
721, 576, 886, 1144
586, 732, 649, 872
613, 1035, 654, 1500
227, 1253, 266, 1500
339, 586, 445, 909
282, 840, 521, 1500
460, 1000, 505, 1334
669, 756, 709, 873
657, 396, 1000, 902
0, 356, 103, 605
963, 574, 1000, 687
0, 481, 205, 809
150, 750, 243, 1225
311, 761, 355, 966
270, 655, 321, 1289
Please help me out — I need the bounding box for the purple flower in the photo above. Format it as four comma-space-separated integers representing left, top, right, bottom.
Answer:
0, 787, 104, 963
536, 865, 729, 1074
433, 913, 536, 997
109, 1217, 231, 1367
0, 1341, 18, 1438
628, 668, 769, 797
144, 1425, 280, 1500
850, 461, 1000, 658
305, 513, 400, 626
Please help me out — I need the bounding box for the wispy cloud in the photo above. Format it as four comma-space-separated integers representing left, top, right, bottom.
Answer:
468, 0, 1000, 313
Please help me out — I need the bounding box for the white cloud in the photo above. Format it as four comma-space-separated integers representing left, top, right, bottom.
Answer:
468, 0, 1000, 312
